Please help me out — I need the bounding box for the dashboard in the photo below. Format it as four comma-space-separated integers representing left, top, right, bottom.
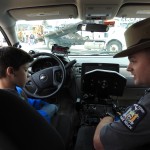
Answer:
69, 56, 147, 106
81, 63, 126, 101
28, 54, 147, 126
81, 69, 126, 100
30, 54, 147, 107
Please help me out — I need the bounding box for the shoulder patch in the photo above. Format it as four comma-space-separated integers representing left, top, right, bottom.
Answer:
120, 104, 146, 131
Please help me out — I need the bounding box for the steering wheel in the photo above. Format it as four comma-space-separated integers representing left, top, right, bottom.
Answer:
24, 52, 66, 99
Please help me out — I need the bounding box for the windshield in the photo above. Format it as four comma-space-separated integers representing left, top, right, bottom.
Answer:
16, 17, 144, 56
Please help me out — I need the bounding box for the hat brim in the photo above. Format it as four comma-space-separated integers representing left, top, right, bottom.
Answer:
113, 40, 150, 58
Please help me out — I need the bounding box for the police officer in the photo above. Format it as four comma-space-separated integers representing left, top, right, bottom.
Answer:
93, 17, 150, 150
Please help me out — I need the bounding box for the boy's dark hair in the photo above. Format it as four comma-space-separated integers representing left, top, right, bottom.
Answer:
0, 46, 33, 77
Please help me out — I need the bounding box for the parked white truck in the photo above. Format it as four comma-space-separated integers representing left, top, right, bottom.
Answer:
84, 26, 126, 52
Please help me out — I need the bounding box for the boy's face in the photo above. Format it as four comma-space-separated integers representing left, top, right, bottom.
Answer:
127, 50, 150, 86
13, 63, 29, 87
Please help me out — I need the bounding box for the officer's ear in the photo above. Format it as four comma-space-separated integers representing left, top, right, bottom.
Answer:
6, 67, 16, 77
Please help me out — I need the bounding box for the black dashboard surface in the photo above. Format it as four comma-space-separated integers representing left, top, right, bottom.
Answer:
69, 56, 147, 106
82, 69, 126, 98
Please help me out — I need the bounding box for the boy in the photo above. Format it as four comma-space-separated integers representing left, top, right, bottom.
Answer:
0, 46, 58, 123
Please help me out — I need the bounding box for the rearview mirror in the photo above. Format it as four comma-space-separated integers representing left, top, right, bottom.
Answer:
77, 23, 109, 32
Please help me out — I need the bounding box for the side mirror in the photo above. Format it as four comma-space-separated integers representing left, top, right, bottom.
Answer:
77, 23, 109, 32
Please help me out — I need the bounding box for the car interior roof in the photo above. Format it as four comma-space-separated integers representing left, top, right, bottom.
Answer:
0, 0, 150, 24
0, 1, 150, 150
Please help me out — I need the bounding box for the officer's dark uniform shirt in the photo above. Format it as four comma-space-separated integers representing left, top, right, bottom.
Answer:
100, 88, 150, 150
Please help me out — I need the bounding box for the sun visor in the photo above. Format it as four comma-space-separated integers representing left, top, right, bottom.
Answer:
8, 5, 78, 20
117, 4, 150, 18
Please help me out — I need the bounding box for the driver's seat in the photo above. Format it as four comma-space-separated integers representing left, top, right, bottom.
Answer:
0, 89, 65, 150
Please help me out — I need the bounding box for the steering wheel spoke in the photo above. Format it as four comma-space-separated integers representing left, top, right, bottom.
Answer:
52, 66, 62, 87
33, 86, 41, 95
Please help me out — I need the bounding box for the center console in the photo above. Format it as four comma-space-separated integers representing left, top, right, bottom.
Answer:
79, 63, 127, 125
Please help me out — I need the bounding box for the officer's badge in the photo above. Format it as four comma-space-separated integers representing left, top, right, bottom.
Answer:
120, 104, 146, 131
